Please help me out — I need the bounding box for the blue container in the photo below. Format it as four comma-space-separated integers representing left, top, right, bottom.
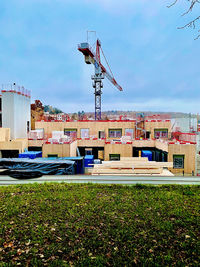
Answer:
141, 150, 152, 161
84, 155, 94, 167
19, 151, 42, 159
64, 157, 84, 174
41, 157, 84, 174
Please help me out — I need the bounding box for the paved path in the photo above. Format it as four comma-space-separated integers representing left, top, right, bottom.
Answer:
0, 175, 200, 185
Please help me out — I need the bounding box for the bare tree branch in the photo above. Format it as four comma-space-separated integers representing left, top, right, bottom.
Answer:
168, 0, 200, 39
167, 0, 178, 8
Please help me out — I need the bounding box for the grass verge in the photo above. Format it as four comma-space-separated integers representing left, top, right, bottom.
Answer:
0, 183, 199, 266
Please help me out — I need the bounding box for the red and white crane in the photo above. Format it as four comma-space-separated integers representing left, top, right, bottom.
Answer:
78, 38, 122, 120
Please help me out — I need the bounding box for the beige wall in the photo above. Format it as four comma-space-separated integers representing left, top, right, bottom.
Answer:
35, 120, 172, 140
35, 121, 135, 139
70, 141, 78, 157
43, 144, 64, 157
132, 140, 155, 148
0, 128, 10, 142
132, 140, 168, 152
0, 138, 28, 154
104, 143, 132, 161
168, 144, 196, 174
77, 139, 105, 147
42, 141, 77, 158
145, 121, 171, 138
28, 140, 44, 147
155, 140, 168, 152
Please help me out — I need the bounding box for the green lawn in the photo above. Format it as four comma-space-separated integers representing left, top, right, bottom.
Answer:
0, 183, 199, 266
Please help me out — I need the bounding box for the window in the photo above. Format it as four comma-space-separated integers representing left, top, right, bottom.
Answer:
154, 129, 168, 139
125, 128, 134, 139
109, 129, 122, 138
27, 121, 30, 133
173, 155, 184, 169
99, 131, 105, 139
146, 131, 150, 139
109, 154, 120, 161
64, 129, 77, 138
48, 154, 58, 158
81, 128, 89, 138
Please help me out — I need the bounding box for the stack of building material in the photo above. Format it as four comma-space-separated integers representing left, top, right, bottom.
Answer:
121, 136, 132, 143
28, 129, 44, 140
47, 131, 70, 144
52, 131, 64, 139
90, 157, 173, 176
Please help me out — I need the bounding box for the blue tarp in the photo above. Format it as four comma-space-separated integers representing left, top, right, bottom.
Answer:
142, 150, 153, 161
19, 151, 42, 159
42, 157, 84, 174
0, 158, 75, 179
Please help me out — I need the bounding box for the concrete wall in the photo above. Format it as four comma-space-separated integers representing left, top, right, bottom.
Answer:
168, 144, 196, 175
2, 91, 30, 139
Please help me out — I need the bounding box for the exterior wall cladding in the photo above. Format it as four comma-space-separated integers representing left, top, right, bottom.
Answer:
2, 91, 30, 139
33, 120, 196, 175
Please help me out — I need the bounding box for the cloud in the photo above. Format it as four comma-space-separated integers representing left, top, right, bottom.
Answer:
0, 0, 199, 114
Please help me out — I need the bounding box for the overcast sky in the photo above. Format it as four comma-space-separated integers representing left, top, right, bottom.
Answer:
0, 0, 199, 113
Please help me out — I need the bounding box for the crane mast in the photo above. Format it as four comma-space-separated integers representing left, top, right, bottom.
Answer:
78, 38, 122, 120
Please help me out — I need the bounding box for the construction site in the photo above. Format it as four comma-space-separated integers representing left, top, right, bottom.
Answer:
0, 38, 200, 178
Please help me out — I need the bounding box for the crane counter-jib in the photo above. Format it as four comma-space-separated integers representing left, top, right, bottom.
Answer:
78, 42, 96, 64
78, 38, 123, 120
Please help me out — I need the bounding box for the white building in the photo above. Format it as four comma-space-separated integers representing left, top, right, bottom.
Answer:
2, 84, 31, 139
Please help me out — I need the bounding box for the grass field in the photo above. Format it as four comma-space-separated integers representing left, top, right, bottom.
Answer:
0, 183, 199, 266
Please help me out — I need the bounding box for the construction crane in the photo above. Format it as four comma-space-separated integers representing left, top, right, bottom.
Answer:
78, 38, 123, 120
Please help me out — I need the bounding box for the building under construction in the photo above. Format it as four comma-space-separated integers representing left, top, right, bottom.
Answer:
26, 115, 197, 176
0, 83, 199, 176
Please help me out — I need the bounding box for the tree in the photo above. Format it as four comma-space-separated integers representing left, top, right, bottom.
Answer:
168, 0, 200, 39
31, 100, 44, 130
71, 113, 78, 120
43, 105, 63, 114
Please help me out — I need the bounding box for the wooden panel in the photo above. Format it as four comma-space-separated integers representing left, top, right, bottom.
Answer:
120, 157, 148, 161
78, 139, 105, 147
145, 121, 171, 139
35, 121, 135, 139
42, 144, 63, 158
62, 144, 71, 157
0, 128, 10, 142
104, 144, 132, 161
93, 162, 173, 168
168, 144, 196, 175
28, 140, 44, 147
92, 168, 162, 175
98, 150, 104, 160
69, 141, 77, 157
0, 139, 28, 153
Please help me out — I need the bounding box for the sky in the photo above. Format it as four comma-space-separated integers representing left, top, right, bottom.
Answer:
0, 0, 199, 113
